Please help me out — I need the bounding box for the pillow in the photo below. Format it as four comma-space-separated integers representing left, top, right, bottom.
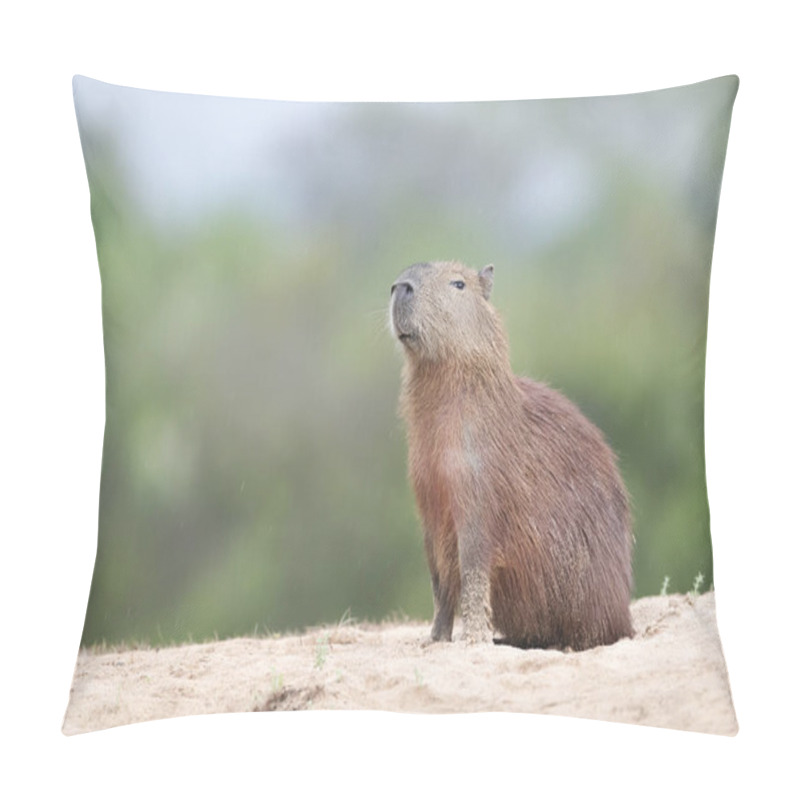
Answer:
64, 75, 738, 735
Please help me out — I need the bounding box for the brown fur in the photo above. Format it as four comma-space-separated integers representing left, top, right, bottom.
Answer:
390, 260, 633, 650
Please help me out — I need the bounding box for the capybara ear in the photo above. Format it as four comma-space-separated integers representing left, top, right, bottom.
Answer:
479, 264, 494, 300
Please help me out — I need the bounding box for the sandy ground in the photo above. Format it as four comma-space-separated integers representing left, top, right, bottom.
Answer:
63, 591, 737, 736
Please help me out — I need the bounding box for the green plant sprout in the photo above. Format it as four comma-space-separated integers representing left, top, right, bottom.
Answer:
314, 633, 330, 669
690, 572, 705, 596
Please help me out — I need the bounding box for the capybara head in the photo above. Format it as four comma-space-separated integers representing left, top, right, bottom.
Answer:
390, 261, 504, 363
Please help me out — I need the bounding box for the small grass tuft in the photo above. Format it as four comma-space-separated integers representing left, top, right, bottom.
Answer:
337, 608, 357, 628
314, 633, 330, 669
660, 575, 670, 596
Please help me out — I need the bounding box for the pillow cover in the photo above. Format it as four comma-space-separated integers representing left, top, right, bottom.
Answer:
64, 75, 738, 735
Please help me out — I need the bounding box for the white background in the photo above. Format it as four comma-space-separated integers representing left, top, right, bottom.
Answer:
1, 2, 797, 796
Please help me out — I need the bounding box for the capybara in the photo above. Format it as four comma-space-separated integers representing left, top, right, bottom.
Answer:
389, 260, 633, 650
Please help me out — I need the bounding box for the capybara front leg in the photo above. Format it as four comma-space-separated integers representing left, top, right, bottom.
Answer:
460, 566, 493, 644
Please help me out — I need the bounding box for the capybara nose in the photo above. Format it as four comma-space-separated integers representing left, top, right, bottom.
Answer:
391, 280, 414, 300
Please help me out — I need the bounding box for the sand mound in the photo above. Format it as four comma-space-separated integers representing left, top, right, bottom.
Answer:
63, 591, 736, 736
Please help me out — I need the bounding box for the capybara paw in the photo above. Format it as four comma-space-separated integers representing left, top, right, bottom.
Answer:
463, 626, 494, 646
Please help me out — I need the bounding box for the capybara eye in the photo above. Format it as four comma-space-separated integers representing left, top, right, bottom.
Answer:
450, 280, 466, 290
